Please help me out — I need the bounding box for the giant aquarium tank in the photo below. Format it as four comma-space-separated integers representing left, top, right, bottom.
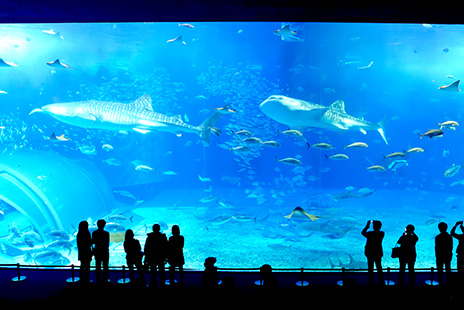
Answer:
0, 22, 462, 270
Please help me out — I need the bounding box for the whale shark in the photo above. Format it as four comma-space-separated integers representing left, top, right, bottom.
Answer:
29, 94, 224, 143
259, 95, 387, 144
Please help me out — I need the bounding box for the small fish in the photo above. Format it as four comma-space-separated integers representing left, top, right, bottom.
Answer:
276, 156, 302, 166
344, 142, 368, 149
325, 154, 349, 161
102, 144, 113, 151
103, 158, 122, 166
418, 129, 444, 139
167, 35, 186, 45
0, 58, 18, 67
279, 129, 303, 137
262, 141, 281, 148
135, 165, 155, 171
241, 137, 262, 145
107, 214, 133, 222
309, 143, 333, 150
42, 29, 64, 39
230, 146, 251, 152
46, 59, 69, 68
232, 129, 253, 137
198, 175, 212, 182
366, 165, 386, 172
444, 163, 462, 178
0, 90, 8, 94
178, 23, 194, 28
406, 147, 424, 154
113, 190, 136, 200
162, 170, 177, 175
47, 132, 69, 141
357, 61, 374, 70
438, 80, 461, 91
383, 152, 405, 159
199, 195, 218, 203
438, 121, 459, 130
284, 206, 320, 221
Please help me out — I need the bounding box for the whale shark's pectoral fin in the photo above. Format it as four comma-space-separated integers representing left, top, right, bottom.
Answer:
79, 114, 97, 121
133, 128, 150, 134
309, 107, 329, 119
332, 123, 349, 131
29, 108, 43, 115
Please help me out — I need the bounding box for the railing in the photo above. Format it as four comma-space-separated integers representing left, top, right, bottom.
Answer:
0, 263, 451, 287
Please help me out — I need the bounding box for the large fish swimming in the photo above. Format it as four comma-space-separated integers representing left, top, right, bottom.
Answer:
29, 94, 224, 143
259, 95, 388, 144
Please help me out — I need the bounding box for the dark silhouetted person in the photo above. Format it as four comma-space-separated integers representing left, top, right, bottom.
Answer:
76, 221, 92, 284
435, 222, 453, 285
362, 220, 384, 285
168, 225, 185, 286
92, 219, 110, 284
451, 221, 464, 280
260, 264, 279, 292
201, 257, 220, 289
144, 223, 167, 287
397, 224, 418, 286
124, 229, 146, 286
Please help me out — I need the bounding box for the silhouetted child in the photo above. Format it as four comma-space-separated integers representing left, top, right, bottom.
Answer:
201, 257, 220, 289
123, 229, 146, 286
144, 223, 167, 288
76, 220, 92, 284
397, 224, 419, 286
361, 220, 384, 285
260, 264, 279, 291
92, 219, 110, 284
435, 222, 453, 285
168, 225, 185, 285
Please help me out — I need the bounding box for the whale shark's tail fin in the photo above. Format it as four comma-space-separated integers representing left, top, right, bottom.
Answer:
197, 111, 224, 144
377, 115, 388, 145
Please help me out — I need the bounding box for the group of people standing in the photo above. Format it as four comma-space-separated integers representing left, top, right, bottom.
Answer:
76, 220, 185, 287
362, 220, 464, 286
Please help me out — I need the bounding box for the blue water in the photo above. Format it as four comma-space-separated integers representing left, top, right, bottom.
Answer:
0, 22, 464, 270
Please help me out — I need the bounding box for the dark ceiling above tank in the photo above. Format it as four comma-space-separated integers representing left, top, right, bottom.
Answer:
0, 0, 460, 24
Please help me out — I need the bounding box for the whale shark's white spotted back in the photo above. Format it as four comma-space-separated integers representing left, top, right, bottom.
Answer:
30, 94, 224, 143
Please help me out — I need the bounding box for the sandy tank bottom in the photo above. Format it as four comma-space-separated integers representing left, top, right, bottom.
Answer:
103, 187, 462, 271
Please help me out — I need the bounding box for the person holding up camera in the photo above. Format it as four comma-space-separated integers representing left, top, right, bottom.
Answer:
397, 224, 419, 286
451, 221, 464, 280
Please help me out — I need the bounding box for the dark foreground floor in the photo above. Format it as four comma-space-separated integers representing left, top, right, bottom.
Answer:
2, 277, 464, 308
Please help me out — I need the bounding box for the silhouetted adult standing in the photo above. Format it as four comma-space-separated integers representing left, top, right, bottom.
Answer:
397, 224, 419, 286
76, 220, 92, 284
92, 219, 110, 284
451, 221, 464, 280
144, 223, 167, 287
124, 229, 146, 286
361, 220, 384, 285
168, 225, 185, 286
435, 222, 453, 285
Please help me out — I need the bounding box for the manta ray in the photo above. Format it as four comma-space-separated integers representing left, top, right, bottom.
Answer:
259, 95, 388, 145
30, 94, 225, 143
